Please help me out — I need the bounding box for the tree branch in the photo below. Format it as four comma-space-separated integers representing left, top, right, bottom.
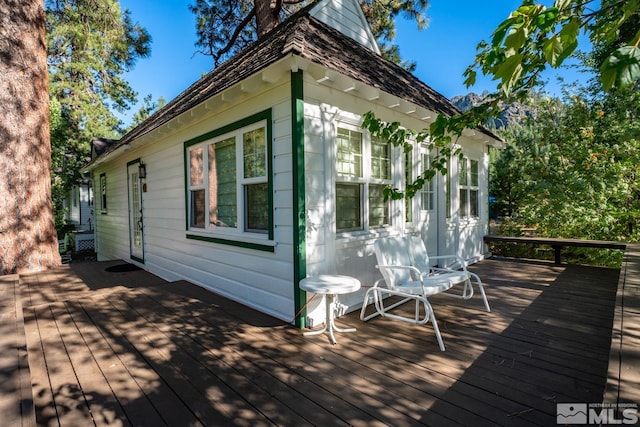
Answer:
214, 6, 256, 65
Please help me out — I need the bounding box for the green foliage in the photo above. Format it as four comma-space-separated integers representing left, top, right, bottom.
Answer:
366, 0, 639, 209
490, 81, 640, 247
189, 0, 429, 70
189, 0, 256, 65
46, 0, 151, 224
466, 0, 640, 96
124, 95, 167, 133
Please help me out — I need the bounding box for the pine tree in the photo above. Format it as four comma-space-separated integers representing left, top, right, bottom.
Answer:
190, 0, 429, 68
0, 0, 59, 273
46, 0, 152, 226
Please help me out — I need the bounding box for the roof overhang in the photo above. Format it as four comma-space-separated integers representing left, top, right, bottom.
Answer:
85, 53, 503, 174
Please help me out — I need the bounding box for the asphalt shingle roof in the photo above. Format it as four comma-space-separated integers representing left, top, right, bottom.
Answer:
91, 5, 499, 163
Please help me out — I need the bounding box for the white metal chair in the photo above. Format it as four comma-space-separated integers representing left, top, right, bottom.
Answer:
360, 236, 453, 351
407, 236, 490, 312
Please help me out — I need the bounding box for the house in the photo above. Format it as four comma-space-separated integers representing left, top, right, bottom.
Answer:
63, 179, 93, 232
84, 0, 502, 328
62, 137, 119, 253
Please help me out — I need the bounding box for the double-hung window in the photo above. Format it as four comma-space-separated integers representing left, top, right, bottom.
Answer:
459, 157, 479, 218
335, 127, 391, 232
185, 111, 272, 246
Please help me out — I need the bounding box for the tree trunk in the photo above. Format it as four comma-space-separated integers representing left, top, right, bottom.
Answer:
0, 0, 60, 274
255, 0, 281, 37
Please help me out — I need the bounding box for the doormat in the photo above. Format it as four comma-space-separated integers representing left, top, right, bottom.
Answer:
105, 263, 142, 273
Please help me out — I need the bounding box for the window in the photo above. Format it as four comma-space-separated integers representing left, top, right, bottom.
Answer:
335, 128, 391, 232
185, 111, 272, 244
459, 157, 479, 218
100, 173, 107, 213
420, 153, 435, 211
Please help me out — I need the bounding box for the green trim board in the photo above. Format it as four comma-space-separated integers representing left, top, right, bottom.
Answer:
184, 109, 272, 148
183, 109, 274, 247
186, 234, 275, 252
291, 70, 307, 329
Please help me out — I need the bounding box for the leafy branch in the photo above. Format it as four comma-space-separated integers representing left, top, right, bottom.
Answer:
364, 0, 639, 202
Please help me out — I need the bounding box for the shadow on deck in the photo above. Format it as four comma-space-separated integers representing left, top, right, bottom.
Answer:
1, 254, 638, 426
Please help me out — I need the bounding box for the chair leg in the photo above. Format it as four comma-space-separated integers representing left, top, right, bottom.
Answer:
469, 272, 490, 312
461, 278, 474, 299
360, 288, 379, 321
424, 298, 445, 351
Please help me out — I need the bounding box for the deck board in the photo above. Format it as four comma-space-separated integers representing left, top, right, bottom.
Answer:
0, 275, 35, 427
9, 258, 628, 426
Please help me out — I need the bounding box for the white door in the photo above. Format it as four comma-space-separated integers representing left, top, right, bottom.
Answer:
127, 161, 144, 262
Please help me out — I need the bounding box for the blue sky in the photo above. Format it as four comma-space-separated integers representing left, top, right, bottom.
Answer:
118, 0, 591, 124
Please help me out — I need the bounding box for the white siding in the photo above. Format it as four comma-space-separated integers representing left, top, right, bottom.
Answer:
94, 79, 297, 322
310, 0, 380, 54
93, 63, 496, 328
301, 76, 493, 326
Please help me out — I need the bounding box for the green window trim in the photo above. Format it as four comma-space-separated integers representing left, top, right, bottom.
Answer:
183, 109, 274, 247
186, 233, 275, 252
291, 70, 306, 329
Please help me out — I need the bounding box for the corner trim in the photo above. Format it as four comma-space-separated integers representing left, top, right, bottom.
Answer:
291, 70, 306, 328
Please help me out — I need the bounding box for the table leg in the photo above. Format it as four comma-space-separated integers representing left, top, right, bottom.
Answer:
303, 295, 328, 337
327, 294, 356, 344
327, 294, 337, 344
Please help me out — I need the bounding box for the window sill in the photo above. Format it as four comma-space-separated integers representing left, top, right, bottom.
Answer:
186, 232, 276, 253
336, 227, 397, 245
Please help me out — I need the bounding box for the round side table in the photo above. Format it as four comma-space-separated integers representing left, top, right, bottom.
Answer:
299, 275, 361, 344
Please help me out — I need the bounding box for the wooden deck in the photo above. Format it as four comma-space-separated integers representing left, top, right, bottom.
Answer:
1, 257, 632, 426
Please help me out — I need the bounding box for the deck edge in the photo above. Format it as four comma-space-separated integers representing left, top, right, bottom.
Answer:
604, 243, 640, 408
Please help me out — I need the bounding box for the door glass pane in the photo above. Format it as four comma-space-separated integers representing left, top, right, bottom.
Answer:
405, 151, 413, 223
131, 172, 142, 246
460, 188, 468, 217
460, 157, 468, 186
471, 160, 479, 186
470, 190, 478, 217
421, 153, 434, 211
